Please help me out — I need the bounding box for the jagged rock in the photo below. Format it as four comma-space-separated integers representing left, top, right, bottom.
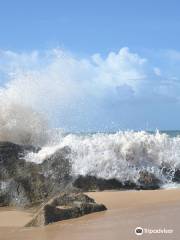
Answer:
0, 142, 40, 179
160, 163, 180, 183
26, 192, 107, 227
0, 179, 30, 206
73, 172, 161, 191
0, 141, 162, 208
73, 175, 123, 191
0, 142, 72, 207
137, 170, 161, 189
122, 180, 138, 189
173, 169, 180, 182
41, 146, 72, 184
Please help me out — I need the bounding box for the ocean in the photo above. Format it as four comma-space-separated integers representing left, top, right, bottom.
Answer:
25, 130, 180, 189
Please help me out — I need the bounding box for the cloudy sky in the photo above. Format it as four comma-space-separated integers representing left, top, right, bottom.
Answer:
0, 0, 180, 131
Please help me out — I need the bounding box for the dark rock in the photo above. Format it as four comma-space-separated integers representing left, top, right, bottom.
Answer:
0, 141, 162, 208
26, 192, 107, 227
0, 141, 40, 161
160, 163, 180, 183
0, 167, 50, 207
73, 175, 123, 191
173, 169, 180, 182
137, 170, 161, 189
0, 142, 40, 179
41, 146, 72, 184
0, 142, 72, 207
73, 172, 161, 191
0, 179, 30, 206
122, 180, 138, 189
160, 162, 175, 182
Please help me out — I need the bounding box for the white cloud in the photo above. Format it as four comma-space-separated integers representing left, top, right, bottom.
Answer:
0, 47, 179, 130
92, 47, 147, 91
0, 47, 148, 108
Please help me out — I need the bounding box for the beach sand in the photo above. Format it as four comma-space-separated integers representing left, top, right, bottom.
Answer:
0, 189, 180, 240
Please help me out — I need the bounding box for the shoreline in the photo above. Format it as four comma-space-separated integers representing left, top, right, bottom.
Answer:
0, 188, 180, 239
87, 188, 180, 210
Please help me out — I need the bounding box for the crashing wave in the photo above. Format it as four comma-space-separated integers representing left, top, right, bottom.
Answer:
0, 102, 48, 146
25, 130, 180, 185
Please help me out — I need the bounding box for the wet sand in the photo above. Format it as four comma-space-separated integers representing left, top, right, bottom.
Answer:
0, 207, 33, 227
0, 189, 180, 240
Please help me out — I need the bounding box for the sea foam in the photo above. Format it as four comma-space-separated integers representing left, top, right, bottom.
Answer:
25, 130, 180, 185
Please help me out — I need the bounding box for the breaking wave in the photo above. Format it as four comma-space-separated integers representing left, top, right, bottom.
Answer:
25, 130, 180, 185
0, 102, 48, 146
0, 48, 180, 188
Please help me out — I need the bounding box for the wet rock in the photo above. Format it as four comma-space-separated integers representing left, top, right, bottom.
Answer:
137, 170, 161, 189
26, 192, 107, 227
0, 142, 72, 207
0, 179, 30, 206
122, 180, 138, 189
73, 175, 123, 191
0, 166, 51, 207
73, 172, 161, 191
0, 141, 162, 208
173, 169, 180, 182
73, 175, 137, 191
160, 163, 180, 183
0, 141, 49, 206
41, 146, 72, 184
0, 142, 40, 179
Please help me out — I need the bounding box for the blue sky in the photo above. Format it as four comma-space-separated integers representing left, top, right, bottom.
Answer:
1, 0, 180, 53
0, 0, 180, 131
